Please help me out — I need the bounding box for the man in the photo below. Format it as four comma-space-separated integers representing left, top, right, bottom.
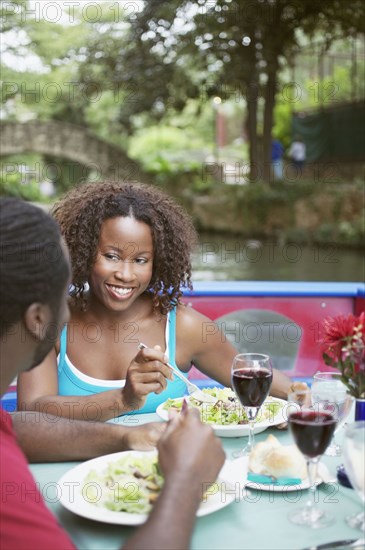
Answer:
271, 138, 285, 181
0, 198, 225, 549
288, 135, 306, 172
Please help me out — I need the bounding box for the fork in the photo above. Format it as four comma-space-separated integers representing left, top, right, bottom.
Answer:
138, 343, 217, 404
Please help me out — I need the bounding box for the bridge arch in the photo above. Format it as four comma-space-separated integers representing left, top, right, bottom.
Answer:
0, 121, 147, 181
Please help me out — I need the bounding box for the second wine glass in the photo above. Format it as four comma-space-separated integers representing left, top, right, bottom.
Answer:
311, 372, 354, 456
231, 353, 273, 457
288, 389, 337, 528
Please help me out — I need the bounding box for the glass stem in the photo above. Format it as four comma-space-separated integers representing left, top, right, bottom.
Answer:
306, 458, 320, 519
245, 407, 258, 455
247, 420, 255, 453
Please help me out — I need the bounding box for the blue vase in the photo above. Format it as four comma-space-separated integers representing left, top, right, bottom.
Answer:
337, 464, 353, 489
355, 398, 365, 421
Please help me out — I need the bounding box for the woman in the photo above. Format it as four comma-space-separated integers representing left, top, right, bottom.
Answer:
18, 181, 297, 420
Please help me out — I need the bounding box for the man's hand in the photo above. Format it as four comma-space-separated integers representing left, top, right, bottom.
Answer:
158, 407, 225, 487
123, 408, 225, 550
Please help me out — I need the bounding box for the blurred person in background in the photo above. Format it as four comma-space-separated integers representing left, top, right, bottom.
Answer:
288, 135, 306, 172
271, 138, 285, 181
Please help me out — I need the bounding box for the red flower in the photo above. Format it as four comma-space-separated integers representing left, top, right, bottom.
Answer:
358, 311, 365, 343
323, 313, 358, 342
321, 312, 365, 398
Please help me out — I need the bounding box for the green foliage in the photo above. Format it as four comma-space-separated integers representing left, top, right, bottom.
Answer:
1, 0, 364, 192
84, 90, 127, 147
0, 173, 42, 201
0, 153, 48, 200
129, 125, 208, 173
26, 21, 88, 66
303, 65, 365, 109
339, 216, 365, 245
306, 218, 365, 247
0, 0, 27, 32
273, 98, 293, 148
130, 125, 200, 155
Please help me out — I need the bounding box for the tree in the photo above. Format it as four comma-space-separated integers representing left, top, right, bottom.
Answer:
112, 0, 365, 182
2, 0, 364, 185
0, 0, 27, 32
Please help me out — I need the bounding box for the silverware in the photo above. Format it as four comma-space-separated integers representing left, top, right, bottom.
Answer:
138, 343, 217, 404
301, 539, 364, 550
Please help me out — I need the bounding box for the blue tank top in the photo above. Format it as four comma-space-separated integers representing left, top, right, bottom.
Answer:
57, 308, 187, 414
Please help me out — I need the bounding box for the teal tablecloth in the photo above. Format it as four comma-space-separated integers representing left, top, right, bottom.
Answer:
30, 413, 362, 550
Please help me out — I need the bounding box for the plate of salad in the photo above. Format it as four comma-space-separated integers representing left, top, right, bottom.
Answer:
156, 387, 287, 437
58, 450, 235, 525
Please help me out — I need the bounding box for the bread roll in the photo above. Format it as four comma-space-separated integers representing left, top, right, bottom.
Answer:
249, 434, 307, 479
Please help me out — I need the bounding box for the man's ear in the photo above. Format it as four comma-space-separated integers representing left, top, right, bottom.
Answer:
23, 303, 52, 341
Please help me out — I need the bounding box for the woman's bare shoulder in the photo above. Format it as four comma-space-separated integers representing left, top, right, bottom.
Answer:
176, 302, 212, 328
175, 303, 215, 353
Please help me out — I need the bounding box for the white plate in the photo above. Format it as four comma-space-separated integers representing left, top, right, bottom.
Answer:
58, 450, 235, 525
220, 456, 331, 492
156, 396, 287, 438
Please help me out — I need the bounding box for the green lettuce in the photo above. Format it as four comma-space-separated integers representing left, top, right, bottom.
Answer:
82, 454, 164, 514
163, 388, 283, 426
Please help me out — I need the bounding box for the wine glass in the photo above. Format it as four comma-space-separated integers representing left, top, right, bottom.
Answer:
311, 372, 355, 456
343, 421, 365, 532
231, 353, 273, 457
287, 389, 337, 528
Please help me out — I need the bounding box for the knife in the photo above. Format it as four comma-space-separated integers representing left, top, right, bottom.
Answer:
301, 539, 364, 550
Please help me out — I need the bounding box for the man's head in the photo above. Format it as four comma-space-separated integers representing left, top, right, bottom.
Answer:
0, 198, 70, 372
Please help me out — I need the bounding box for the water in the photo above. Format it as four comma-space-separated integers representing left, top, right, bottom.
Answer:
311, 379, 348, 425
192, 233, 364, 281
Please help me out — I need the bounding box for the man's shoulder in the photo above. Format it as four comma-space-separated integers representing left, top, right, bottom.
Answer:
0, 408, 13, 435
0, 410, 29, 470
0, 411, 75, 549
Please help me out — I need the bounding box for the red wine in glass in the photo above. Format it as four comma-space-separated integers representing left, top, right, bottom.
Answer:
232, 368, 273, 408
287, 390, 337, 528
289, 411, 337, 458
231, 354, 273, 457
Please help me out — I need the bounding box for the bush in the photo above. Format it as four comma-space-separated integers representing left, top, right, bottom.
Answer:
129, 125, 209, 174
0, 174, 42, 201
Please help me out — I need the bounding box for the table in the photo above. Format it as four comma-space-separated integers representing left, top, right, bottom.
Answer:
30, 413, 362, 550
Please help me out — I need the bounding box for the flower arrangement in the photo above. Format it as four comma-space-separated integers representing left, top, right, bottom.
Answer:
322, 311, 365, 398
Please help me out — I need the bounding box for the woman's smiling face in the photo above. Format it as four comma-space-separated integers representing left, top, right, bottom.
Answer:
88, 216, 154, 311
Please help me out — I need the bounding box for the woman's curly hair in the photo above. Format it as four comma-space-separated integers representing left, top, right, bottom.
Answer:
52, 181, 197, 314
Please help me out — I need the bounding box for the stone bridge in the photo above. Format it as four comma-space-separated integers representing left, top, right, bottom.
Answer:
0, 120, 148, 181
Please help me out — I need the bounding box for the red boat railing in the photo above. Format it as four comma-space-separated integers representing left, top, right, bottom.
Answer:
182, 281, 365, 383
1, 282, 364, 410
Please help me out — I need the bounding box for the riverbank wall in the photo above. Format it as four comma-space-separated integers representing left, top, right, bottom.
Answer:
177, 181, 364, 248
23, 179, 365, 249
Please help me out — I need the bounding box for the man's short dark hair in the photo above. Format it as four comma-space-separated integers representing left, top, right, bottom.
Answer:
0, 198, 70, 336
